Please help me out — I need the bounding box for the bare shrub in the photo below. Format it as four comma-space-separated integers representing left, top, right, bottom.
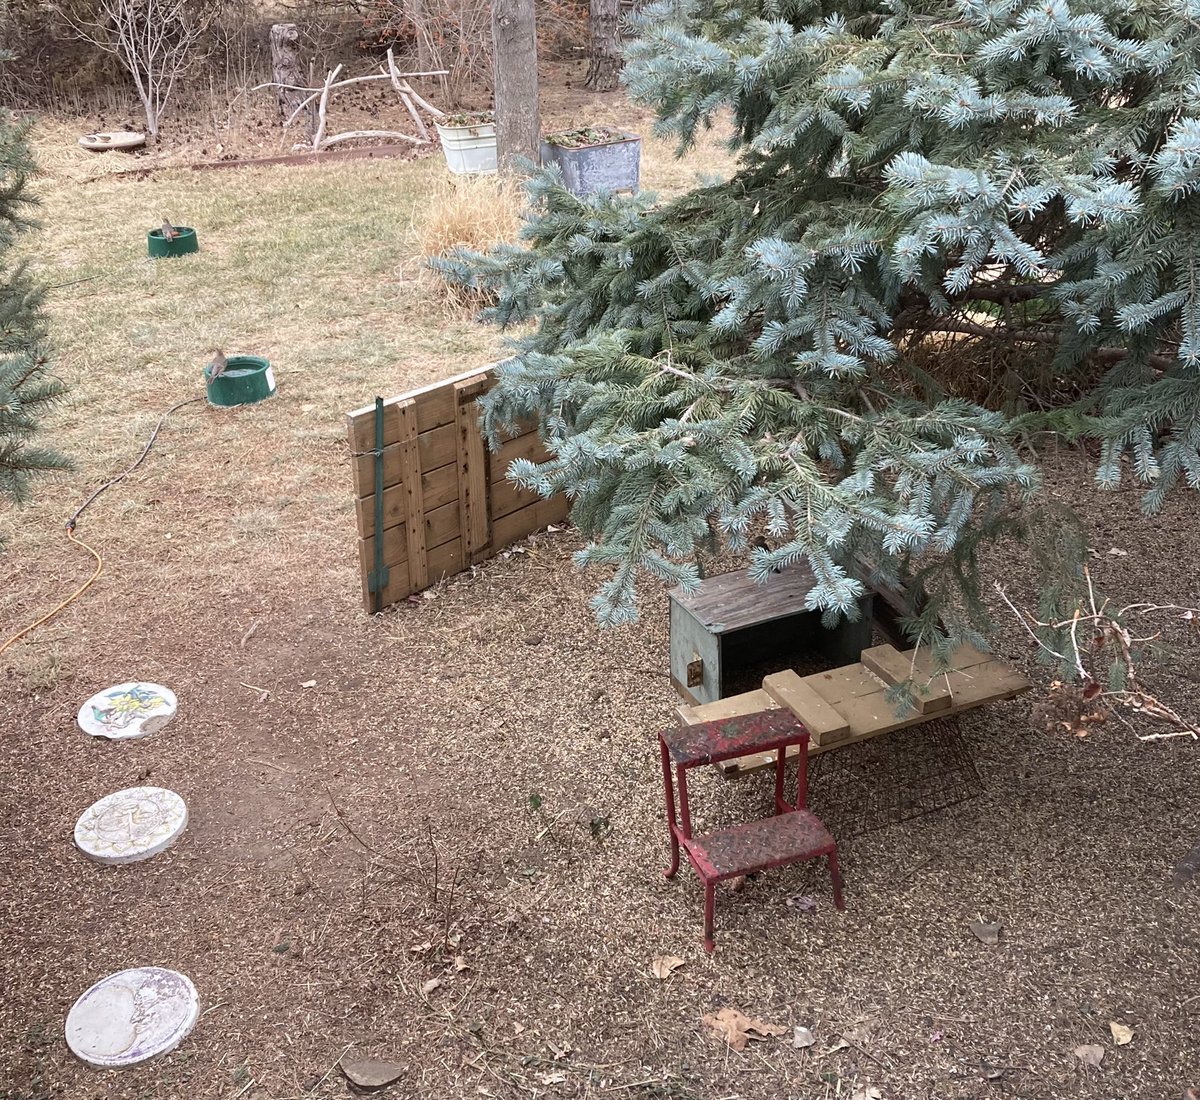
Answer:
362, 0, 491, 106
57, 0, 221, 139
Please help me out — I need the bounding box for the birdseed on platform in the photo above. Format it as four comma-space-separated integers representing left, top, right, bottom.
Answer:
74, 787, 188, 865
76, 682, 177, 740
65, 967, 199, 1069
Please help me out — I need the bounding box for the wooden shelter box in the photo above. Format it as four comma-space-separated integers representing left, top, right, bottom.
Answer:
669, 564, 874, 706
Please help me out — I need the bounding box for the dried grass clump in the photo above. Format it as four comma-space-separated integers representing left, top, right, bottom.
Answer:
415, 174, 524, 313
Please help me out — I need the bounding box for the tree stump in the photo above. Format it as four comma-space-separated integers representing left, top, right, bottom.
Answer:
270, 22, 314, 138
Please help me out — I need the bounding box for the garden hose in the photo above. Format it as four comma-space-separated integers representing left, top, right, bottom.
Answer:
0, 395, 206, 659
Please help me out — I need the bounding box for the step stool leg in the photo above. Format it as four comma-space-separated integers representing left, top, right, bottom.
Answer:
703, 880, 716, 953
828, 849, 845, 910
660, 736, 681, 878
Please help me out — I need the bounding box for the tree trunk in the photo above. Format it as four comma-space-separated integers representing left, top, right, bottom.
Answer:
270, 22, 314, 138
491, 0, 540, 177
584, 0, 622, 92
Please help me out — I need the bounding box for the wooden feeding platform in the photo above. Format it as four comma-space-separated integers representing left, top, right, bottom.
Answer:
668, 563, 874, 705
677, 642, 1030, 778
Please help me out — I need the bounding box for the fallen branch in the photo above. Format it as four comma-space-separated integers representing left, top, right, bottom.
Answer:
320, 129, 426, 148
995, 574, 1200, 743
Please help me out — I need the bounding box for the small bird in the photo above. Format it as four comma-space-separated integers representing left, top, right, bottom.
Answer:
161, 218, 178, 241
208, 348, 227, 381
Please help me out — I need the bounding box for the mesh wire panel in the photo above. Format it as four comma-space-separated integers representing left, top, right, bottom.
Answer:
806, 716, 985, 838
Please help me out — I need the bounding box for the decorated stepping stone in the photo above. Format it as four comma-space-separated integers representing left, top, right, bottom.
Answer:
74, 787, 188, 865
65, 967, 199, 1068
77, 682, 177, 740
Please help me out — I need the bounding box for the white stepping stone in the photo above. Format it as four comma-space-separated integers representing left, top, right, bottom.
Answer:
74, 787, 188, 865
65, 967, 199, 1069
77, 682, 177, 740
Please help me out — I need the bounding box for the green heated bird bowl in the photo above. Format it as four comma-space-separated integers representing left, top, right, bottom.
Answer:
148, 226, 199, 258
205, 355, 276, 407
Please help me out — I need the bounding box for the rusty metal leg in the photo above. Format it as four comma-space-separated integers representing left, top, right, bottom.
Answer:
828, 849, 845, 910
660, 737, 680, 878
703, 880, 716, 953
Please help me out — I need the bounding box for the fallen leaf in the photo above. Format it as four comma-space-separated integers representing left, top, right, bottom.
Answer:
340, 1057, 405, 1089
786, 894, 818, 911
651, 955, 686, 980
701, 1008, 787, 1051
793, 1026, 816, 1049
970, 920, 1002, 945
1109, 1021, 1134, 1046
823, 1038, 851, 1056
453, 955, 469, 972
421, 978, 441, 996
1107, 547, 1128, 556
513, 1022, 525, 1035
539, 1073, 567, 1085
1074, 1044, 1105, 1069
300, 679, 317, 689
851, 1087, 882, 1100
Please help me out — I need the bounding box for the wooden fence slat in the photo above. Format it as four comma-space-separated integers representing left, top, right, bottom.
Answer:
355, 461, 458, 539
352, 422, 459, 499
454, 375, 491, 563
398, 400, 429, 591
494, 495, 569, 549
346, 364, 500, 453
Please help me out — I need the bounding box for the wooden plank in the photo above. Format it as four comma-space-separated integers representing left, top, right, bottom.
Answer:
762, 670, 850, 746
361, 501, 462, 574
805, 663, 890, 709
666, 564, 819, 635
677, 689, 779, 727
491, 474, 545, 520
861, 644, 952, 713
397, 400, 429, 591
493, 495, 569, 549
360, 534, 465, 609
455, 375, 491, 562
345, 362, 505, 453
354, 462, 457, 539
351, 422, 459, 500
491, 430, 552, 485
709, 654, 1030, 777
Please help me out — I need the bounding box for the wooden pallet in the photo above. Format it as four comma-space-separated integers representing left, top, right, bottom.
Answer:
345, 363, 570, 612
676, 642, 1030, 777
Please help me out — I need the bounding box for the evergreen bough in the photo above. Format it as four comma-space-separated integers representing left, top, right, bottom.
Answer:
0, 101, 68, 520
437, 0, 1200, 656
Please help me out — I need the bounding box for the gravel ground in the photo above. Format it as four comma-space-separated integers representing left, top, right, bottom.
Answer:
2, 445, 1199, 1100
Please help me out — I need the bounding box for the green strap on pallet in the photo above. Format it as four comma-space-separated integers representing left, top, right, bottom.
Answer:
367, 396, 390, 612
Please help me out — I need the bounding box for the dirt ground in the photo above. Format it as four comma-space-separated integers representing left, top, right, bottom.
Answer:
2, 64, 1199, 1100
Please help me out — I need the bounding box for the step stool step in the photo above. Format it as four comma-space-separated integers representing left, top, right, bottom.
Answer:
689, 810, 835, 881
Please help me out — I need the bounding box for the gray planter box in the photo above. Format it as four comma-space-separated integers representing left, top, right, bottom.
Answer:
540, 131, 640, 196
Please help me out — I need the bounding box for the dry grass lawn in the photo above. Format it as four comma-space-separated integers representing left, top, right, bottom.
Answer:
1, 92, 1199, 1100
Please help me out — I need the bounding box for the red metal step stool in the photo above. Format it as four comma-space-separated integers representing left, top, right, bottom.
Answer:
658, 709, 844, 952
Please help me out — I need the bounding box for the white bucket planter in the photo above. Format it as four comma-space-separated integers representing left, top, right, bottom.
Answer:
435, 120, 498, 175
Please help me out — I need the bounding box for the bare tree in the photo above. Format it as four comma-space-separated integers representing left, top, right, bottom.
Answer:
62, 0, 218, 141
584, 0, 622, 92
491, 0, 540, 175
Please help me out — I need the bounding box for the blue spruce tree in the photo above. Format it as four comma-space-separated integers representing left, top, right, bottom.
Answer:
0, 104, 68, 522
438, 0, 1200, 654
